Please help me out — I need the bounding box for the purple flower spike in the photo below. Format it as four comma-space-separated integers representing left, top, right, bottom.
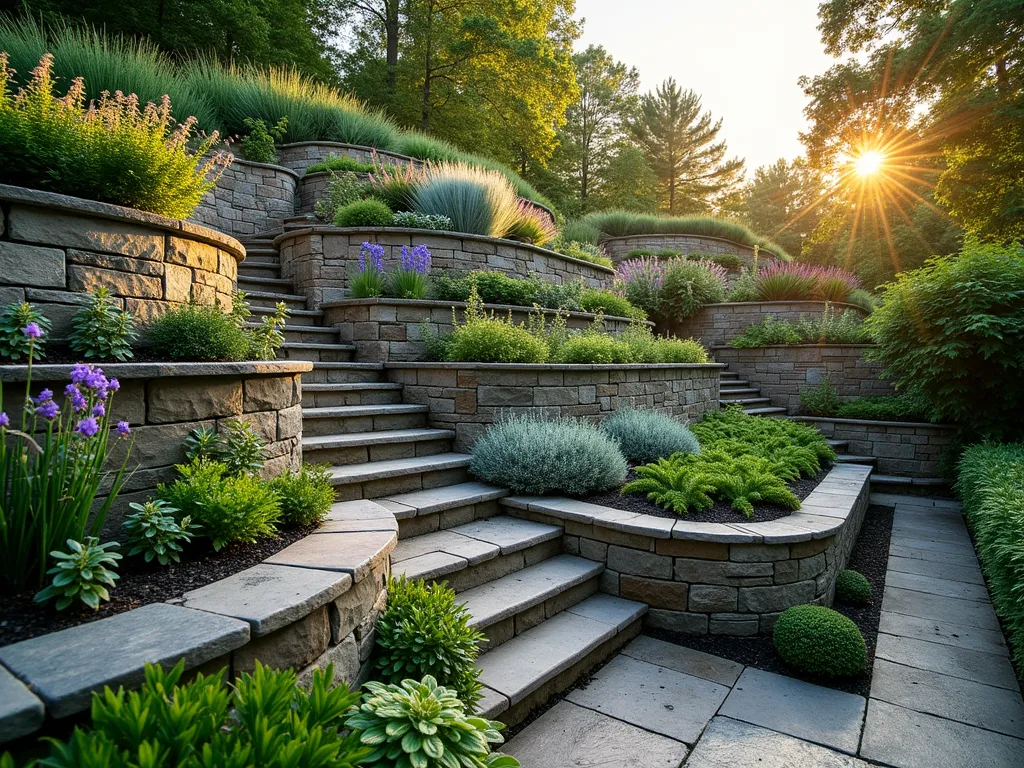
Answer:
70, 364, 91, 384
84, 368, 108, 391
401, 244, 431, 274
108, 378, 120, 392
22, 323, 43, 339
0, 412, 8, 428
35, 389, 54, 404
75, 417, 100, 437
116, 420, 131, 437
359, 242, 385, 273
64, 384, 81, 399
37, 400, 60, 420
92, 402, 106, 417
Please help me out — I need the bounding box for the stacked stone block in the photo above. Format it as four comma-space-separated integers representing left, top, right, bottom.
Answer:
671, 301, 868, 349
602, 234, 768, 266
191, 159, 299, 237
276, 141, 423, 176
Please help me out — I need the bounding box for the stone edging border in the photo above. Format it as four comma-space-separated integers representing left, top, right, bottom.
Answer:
0, 360, 314, 382
0, 183, 246, 261
272, 226, 616, 274
0, 500, 398, 740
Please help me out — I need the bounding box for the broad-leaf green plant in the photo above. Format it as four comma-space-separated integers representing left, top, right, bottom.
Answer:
121, 499, 197, 566
34, 537, 121, 610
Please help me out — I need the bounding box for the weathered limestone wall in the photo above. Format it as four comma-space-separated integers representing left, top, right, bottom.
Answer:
0, 185, 244, 333
191, 159, 299, 237
384, 362, 722, 451
669, 301, 868, 349
277, 228, 615, 306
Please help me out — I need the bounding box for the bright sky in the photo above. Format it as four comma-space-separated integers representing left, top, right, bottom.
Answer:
574, 0, 838, 176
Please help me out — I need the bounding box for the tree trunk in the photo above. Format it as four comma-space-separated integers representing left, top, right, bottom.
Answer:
385, 0, 399, 94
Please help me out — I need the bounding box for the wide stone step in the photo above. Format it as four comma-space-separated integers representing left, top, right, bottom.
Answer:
718, 387, 758, 396
379, 481, 509, 538
302, 363, 386, 384
302, 382, 403, 407
302, 403, 428, 436
238, 263, 282, 280
720, 371, 740, 379
836, 454, 877, 466
828, 439, 850, 452
277, 342, 355, 363
461, 555, 605, 650
245, 290, 308, 310
476, 595, 647, 724
252, 305, 322, 326
870, 474, 952, 493
742, 406, 788, 417
391, 517, 564, 596
249, 324, 339, 345
238, 275, 294, 291
303, 428, 455, 466
719, 397, 770, 406
327, 452, 473, 501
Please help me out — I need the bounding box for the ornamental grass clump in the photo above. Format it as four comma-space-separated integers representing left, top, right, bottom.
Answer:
506, 200, 557, 246
0, 52, 227, 217
411, 162, 521, 238
470, 414, 627, 495
601, 409, 700, 464
755, 262, 860, 303
1, 351, 133, 593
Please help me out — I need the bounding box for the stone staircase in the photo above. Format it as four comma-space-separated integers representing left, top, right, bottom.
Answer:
236, 235, 647, 725
718, 365, 786, 416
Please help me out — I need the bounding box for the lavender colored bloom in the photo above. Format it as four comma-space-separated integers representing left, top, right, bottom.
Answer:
116, 420, 131, 437
0, 412, 8, 428
108, 378, 120, 392
84, 368, 108, 391
22, 322, 43, 339
37, 400, 60, 420
70, 364, 91, 384
359, 242, 385, 273
400, 244, 431, 274
64, 384, 81, 399
92, 402, 106, 417
75, 417, 100, 437
72, 393, 88, 412
35, 389, 54, 404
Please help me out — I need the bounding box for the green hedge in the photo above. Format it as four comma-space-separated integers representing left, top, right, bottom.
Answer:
956, 443, 1024, 669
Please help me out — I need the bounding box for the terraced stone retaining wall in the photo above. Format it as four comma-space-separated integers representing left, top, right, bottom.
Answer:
276, 227, 614, 307
276, 141, 424, 175
602, 234, 776, 266
384, 362, 722, 451
0, 499, 396, 744
191, 159, 300, 237
792, 417, 955, 478
322, 298, 645, 362
503, 463, 871, 636
0, 185, 244, 334
712, 345, 893, 411
0, 362, 309, 533
668, 301, 868, 348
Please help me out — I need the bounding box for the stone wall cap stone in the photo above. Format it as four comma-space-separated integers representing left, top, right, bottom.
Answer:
0, 360, 312, 382
0, 665, 44, 744
0, 603, 249, 719
227, 158, 301, 180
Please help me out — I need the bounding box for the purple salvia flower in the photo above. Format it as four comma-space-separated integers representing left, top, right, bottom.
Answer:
108, 378, 120, 392
64, 384, 81, 399
22, 323, 43, 339
92, 402, 106, 417
0, 412, 8, 428
84, 368, 108, 391
70, 364, 91, 384
359, 242, 385, 273
35, 389, 54, 404
116, 420, 131, 437
74, 417, 100, 437
37, 400, 60, 420
401, 244, 431, 274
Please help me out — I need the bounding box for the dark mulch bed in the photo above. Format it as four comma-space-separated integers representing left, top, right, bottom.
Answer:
581, 466, 829, 523
648, 503, 895, 697
0, 524, 317, 647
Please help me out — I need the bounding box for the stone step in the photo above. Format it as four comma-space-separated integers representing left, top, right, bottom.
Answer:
827, 439, 850, 453
718, 387, 759, 396
302, 428, 455, 466
238, 275, 294, 291
245, 290, 309, 311
302, 362, 386, 384
461, 555, 605, 650
327, 452, 473, 501
379, 481, 510, 538
277, 342, 355, 363
251, 305, 323, 326
835, 454, 877, 466
248, 324, 339, 345
241, 245, 280, 257
870, 474, 952, 495
719, 397, 771, 407
720, 371, 740, 379
476, 595, 647, 724
743, 406, 788, 417
302, 403, 429, 436
391, 517, 564, 595
238, 262, 282, 280
302, 382, 404, 407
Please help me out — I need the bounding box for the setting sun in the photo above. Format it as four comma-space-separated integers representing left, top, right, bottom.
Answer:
854, 150, 885, 176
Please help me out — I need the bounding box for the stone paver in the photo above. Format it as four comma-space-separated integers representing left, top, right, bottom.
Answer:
877, 611, 1008, 655
885, 570, 992, 601
621, 635, 743, 687
875, 630, 1018, 692
566, 654, 730, 744
882, 586, 1001, 630
0, 604, 248, 718
265, 529, 395, 581
449, 517, 560, 553
861, 699, 1024, 768
0, 665, 44, 743
505, 701, 689, 768
719, 667, 866, 754
870, 659, 1024, 738
685, 717, 870, 768
886, 555, 984, 584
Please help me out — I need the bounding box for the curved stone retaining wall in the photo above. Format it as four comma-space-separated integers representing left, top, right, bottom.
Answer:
602, 234, 780, 266
0, 185, 244, 332
384, 362, 722, 450
669, 301, 868, 348
322, 298, 646, 362
0, 362, 309, 533
0, 500, 395, 742
791, 417, 954, 479
276, 141, 424, 176
191, 159, 300, 237
503, 463, 871, 636
276, 227, 615, 307
712, 344, 893, 411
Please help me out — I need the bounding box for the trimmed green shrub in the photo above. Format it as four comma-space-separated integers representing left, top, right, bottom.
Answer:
268, 464, 336, 526
601, 409, 700, 464
836, 393, 931, 422
470, 415, 628, 495
314, 170, 367, 221
29, 660, 371, 768
835, 570, 871, 604
657, 259, 727, 321
956, 443, 1024, 668
334, 198, 393, 228
644, 336, 710, 363
579, 289, 641, 319
441, 290, 549, 363
148, 304, 251, 362
555, 334, 633, 364
773, 605, 866, 678
158, 460, 281, 550
799, 376, 842, 417
866, 242, 1024, 439
374, 576, 485, 709
347, 676, 516, 767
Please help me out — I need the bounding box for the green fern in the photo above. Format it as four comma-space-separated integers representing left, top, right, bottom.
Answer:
622, 455, 717, 513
